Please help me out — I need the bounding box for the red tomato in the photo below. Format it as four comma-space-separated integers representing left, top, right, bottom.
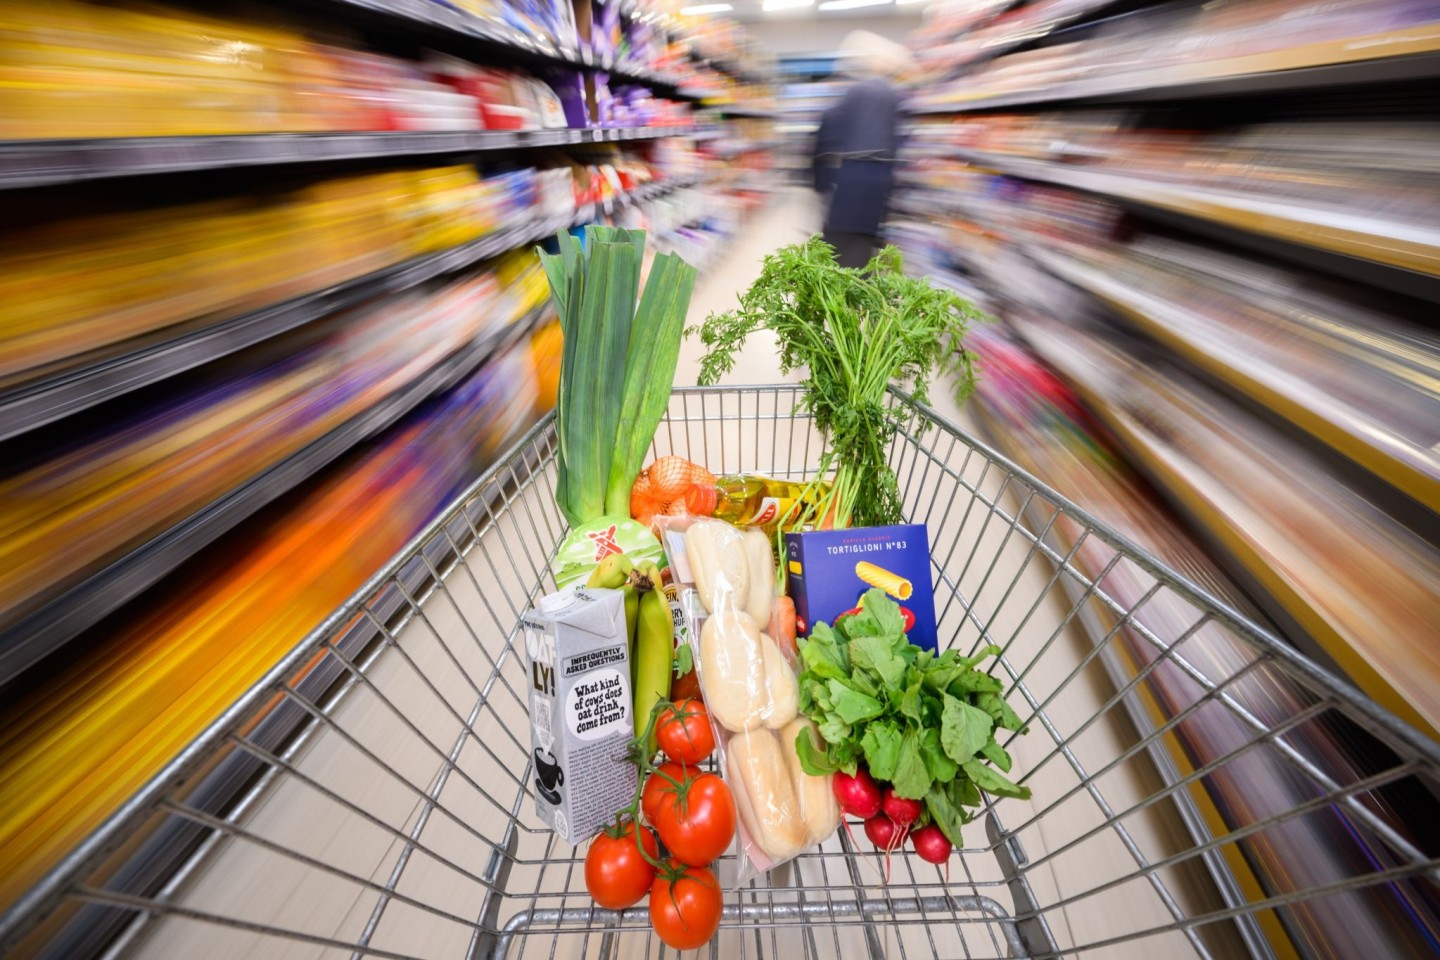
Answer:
652, 770, 736, 867
655, 699, 715, 764
585, 821, 659, 910
649, 861, 722, 950
642, 761, 693, 826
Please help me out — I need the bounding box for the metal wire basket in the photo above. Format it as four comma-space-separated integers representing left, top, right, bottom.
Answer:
3, 385, 1438, 960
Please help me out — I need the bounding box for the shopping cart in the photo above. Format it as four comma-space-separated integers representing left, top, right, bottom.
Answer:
3, 385, 1438, 960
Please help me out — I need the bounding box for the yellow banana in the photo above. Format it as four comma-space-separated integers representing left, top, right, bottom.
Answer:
586, 553, 633, 589
633, 562, 674, 757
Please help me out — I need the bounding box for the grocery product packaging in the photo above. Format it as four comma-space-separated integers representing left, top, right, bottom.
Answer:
784, 525, 939, 652
553, 516, 667, 590
521, 587, 637, 845
665, 516, 839, 884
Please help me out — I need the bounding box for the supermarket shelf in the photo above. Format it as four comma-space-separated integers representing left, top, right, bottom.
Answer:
0, 302, 553, 686
1028, 246, 1440, 513
940, 0, 1126, 74
955, 151, 1440, 279
709, 106, 778, 120
284, 0, 697, 92
707, 140, 779, 160
578, 174, 705, 223
914, 29, 1440, 113
1013, 314, 1440, 738
0, 216, 557, 440
0, 126, 699, 191
685, 47, 766, 87
0, 175, 703, 441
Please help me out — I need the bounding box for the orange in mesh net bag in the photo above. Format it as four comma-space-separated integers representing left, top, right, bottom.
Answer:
647, 456, 696, 501
630, 456, 716, 526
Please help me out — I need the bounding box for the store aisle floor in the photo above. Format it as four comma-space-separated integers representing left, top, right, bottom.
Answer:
676, 188, 820, 387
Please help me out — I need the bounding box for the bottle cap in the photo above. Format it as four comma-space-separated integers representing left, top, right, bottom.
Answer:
541, 589, 579, 613
684, 482, 718, 515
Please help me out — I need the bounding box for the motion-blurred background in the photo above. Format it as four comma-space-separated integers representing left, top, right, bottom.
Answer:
0, 0, 1436, 957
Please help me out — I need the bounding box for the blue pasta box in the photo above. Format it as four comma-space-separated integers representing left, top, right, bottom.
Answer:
783, 524, 938, 651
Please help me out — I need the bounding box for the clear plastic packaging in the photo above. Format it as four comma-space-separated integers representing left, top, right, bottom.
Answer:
655, 514, 839, 884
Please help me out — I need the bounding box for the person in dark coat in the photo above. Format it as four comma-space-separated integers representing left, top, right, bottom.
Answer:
812, 31, 907, 268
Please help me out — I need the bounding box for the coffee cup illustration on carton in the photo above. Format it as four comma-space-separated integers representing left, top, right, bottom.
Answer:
533, 747, 565, 806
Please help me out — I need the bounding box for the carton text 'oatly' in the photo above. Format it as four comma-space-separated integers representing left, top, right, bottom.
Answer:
521, 587, 636, 845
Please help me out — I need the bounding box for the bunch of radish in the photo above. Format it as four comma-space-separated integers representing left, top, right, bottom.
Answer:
832, 768, 953, 881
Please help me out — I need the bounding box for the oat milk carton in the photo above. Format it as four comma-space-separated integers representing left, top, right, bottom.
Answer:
521, 587, 636, 844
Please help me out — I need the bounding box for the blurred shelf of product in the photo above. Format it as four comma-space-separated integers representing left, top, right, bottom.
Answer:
0, 327, 554, 926
0, 154, 709, 437
897, 158, 1440, 512
913, 0, 1440, 112
904, 114, 1440, 286
0, 253, 554, 681
965, 322, 1440, 958
0, 126, 706, 191
1014, 306, 1440, 738
899, 6, 1440, 953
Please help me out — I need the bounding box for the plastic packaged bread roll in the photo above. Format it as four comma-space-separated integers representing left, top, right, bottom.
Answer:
726, 729, 807, 861
854, 560, 913, 600
740, 527, 774, 626
699, 610, 768, 732
759, 634, 798, 730
685, 518, 751, 614
781, 718, 840, 844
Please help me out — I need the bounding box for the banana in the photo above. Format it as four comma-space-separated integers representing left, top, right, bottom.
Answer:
586, 553, 634, 590
633, 562, 675, 757
623, 580, 639, 676
586, 555, 641, 678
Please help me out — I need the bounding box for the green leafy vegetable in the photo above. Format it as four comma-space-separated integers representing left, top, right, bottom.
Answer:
940, 696, 992, 766
920, 728, 958, 783
537, 227, 696, 526
691, 238, 986, 529
795, 589, 1031, 834
861, 721, 902, 780
891, 730, 931, 800
963, 760, 1029, 800
794, 724, 838, 775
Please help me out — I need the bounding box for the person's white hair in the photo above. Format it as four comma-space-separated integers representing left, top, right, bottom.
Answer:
837, 30, 908, 80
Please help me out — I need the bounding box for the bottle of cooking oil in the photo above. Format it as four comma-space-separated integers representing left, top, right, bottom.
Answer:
684, 474, 830, 536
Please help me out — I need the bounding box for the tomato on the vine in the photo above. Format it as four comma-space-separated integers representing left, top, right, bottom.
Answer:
652, 769, 736, 866
642, 761, 693, 826
584, 820, 658, 910
649, 860, 722, 950
655, 699, 715, 764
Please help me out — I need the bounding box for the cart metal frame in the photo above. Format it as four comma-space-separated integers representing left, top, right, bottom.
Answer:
3, 385, 1437, 960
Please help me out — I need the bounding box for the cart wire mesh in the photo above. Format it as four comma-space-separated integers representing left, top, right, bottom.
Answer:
2, 385, 1437, 960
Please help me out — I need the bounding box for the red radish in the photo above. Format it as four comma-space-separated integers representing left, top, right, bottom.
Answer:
864, 814, 903, 883
911, 824, 954, 881
833, 768, 882, 819
881, 788, 923, 829
863, 814, 901, 848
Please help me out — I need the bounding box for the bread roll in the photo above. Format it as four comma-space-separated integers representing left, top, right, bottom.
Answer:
781, 718, 840, 844
685, 519, 750, 615
760, 634, 798, 730
726, 729, 807, 861
699, 610, 766, 732
740, 527, 774, 627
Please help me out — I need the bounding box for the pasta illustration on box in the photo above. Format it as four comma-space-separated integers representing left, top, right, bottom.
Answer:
784, 524, 938, 651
